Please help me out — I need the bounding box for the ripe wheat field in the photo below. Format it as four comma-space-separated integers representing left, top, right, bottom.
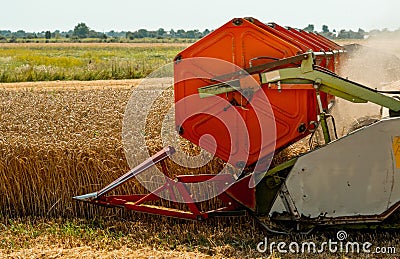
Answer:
1, 41, 400, 258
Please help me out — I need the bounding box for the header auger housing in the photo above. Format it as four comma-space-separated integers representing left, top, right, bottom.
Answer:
74, 18, 400, 232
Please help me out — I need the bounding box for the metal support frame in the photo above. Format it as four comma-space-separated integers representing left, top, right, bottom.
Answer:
314, 82, 331, 144
261, 52, 400, 112
74, 146, 250, 220
73, 146, 176, 202
279, 183, 301, 220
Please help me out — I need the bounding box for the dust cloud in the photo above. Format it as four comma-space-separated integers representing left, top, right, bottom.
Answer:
330, 36, 400, 137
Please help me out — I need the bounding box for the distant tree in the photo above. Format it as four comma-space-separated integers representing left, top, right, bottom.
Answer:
54, 30, 60, 39
9, 36, 17, 43
157, 28, 166, 38
337, 28, 365, 39
137, 29, 148, 38
202, 29, 210, 37
194, 29, 202, 38
45, 31, 51, 39
26, 33, 35, 39
147, 30, 157, 38
303, 24, 315, 32
337, 29, 350, 39
14, 30, 27, 38
186, 30, 195, 38
126, 31, 133, 39
357, 28, 366, 38
0, 30, 12, 38
88, 30, 101, 38
320, 25, 335, 39
176, 29, 186, 38
107, 30, 118, 37
73, 23, 90, 38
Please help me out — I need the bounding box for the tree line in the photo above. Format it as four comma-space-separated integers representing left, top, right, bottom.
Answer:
0, 23, 211, 42
1, 22, 399, 42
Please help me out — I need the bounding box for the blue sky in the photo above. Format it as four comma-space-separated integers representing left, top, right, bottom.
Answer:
3, 0, 400, 32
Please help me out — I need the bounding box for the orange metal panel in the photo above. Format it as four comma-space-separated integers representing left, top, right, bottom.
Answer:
311, 32, 344, 51
295, 29, 333, 51
267, 23, 322, 52
174, 18, 343, 168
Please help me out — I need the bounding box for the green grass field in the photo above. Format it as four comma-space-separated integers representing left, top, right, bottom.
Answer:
0, 43, 187, 83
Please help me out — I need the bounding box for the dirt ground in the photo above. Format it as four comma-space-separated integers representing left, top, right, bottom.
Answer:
1, 245, 214, 259
0, 78, 141, 91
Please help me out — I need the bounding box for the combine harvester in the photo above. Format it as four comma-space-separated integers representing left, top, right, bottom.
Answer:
74, 18, 400, 232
